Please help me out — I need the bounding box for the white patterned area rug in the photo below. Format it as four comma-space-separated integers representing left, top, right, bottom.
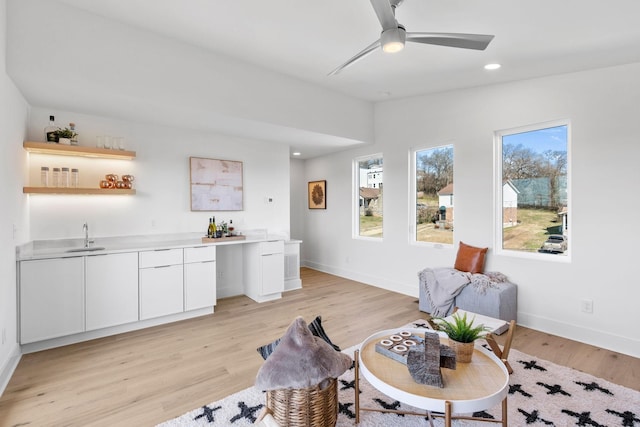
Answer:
158, 320, 639, 427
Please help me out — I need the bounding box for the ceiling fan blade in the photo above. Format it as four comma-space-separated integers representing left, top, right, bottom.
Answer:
370, 0, 398, 30
406, 32, 494, 50
328, 39, 381, 76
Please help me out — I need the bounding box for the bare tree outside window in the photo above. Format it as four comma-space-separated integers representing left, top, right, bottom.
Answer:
497, 123, 569, 256
414, 145, 454, 244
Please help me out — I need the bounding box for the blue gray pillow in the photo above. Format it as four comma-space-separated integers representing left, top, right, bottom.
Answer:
256, 315, 340, 360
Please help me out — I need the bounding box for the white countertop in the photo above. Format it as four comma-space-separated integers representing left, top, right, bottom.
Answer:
17, 231, 295, 260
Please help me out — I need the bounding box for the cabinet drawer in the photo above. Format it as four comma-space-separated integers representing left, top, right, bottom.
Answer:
139, 248, 183, 268
139, 264, 184, 320
184, 245, 216, 263
260, 240, 284, 255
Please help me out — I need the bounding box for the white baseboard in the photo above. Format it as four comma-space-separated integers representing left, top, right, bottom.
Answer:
0, 343, 21, 397
302, 261, 418, 298
517, 311, 639, 359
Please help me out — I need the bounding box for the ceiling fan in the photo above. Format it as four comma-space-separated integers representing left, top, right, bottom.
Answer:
328, 0, 494, 76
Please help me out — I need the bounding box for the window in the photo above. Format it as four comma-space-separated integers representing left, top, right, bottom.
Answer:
495, 122, 569, 256
354, 154, 383, 238
412, 145, 454, 244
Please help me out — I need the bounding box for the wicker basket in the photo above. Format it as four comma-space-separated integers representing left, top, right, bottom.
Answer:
265, 378, 338, 427
448, 339, 475, 363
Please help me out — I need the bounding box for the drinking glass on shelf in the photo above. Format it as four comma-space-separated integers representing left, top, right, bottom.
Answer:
103, 135, 112, 149
115, 137, 125, 150
96, 135, 104, 148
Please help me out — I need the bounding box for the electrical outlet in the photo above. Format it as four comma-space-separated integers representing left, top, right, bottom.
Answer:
1, 328, 6, 345
581, 299, 593, 313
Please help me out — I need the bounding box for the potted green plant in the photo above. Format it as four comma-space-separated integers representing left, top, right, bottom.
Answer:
54, 127, 77, 145
434, 312, 489, 363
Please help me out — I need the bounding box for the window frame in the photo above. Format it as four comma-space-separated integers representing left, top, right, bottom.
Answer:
409, 143, 455, 247
353, 153, 384, 241
493, 119, 571, 261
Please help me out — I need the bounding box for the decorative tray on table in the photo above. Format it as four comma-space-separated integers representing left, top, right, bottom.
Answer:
374, 330, 424, 365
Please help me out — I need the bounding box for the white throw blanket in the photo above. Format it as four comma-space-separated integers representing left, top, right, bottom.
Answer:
418, 267, 471, 317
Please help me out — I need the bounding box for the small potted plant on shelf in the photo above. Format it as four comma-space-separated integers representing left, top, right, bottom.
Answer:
54, 127, 78, 145
434, 311, 489, 363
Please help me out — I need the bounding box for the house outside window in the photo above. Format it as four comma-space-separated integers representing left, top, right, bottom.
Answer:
495, 121, 570, 257
354, 155, 383, 238
412, 145, 454, 244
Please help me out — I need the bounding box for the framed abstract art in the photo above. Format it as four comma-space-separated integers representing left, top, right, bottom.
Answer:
190, 157, 243, 211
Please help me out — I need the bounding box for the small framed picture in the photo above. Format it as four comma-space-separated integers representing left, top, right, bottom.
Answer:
308, 180, 326, 209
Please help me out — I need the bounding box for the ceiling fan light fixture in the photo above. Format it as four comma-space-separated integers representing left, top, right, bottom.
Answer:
381, 26, 406, 53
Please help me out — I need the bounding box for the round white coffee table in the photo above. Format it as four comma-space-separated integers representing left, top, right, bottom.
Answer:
355, 328, 509, 426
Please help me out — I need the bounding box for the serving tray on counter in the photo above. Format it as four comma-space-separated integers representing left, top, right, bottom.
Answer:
201, 235, 247, 243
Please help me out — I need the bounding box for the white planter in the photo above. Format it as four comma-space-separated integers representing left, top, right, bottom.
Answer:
58, 137, 71, 145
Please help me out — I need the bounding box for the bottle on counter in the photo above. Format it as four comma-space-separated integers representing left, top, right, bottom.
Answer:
211, 217, 217, 238
207, 217, 214, 238
228, 220, 234, 236
44, 115, 58, 143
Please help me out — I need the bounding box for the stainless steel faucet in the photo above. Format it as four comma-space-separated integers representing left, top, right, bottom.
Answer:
83, 222, 90, 247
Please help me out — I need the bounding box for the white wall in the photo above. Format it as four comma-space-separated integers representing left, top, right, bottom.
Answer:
0, 0, 30, 393
302, 63, 640, 358
26, 107, 291, 240
289, 158, 306, 242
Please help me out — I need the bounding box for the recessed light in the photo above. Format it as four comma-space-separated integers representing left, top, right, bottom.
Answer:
292, 152, 301, 156
484, 63, 501, 70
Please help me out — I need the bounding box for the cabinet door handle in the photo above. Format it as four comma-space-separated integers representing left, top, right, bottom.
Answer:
153, 265, 173, 269
153, 249, 172, 252
192, 245, 208, 248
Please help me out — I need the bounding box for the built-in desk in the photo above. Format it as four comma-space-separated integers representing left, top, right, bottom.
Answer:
16, 232, 299, 353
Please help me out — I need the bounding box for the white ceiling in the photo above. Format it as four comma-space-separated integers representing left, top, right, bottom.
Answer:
56, 0, 640, 102
10, 1, 640, 159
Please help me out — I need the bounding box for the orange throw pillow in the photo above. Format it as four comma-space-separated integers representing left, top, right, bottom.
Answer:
454, 241, 488, 274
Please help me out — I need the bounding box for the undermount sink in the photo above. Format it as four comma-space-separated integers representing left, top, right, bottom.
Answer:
65, 246, 106, 253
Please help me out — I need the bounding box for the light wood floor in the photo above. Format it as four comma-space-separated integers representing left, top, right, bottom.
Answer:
1, 268, 638, 426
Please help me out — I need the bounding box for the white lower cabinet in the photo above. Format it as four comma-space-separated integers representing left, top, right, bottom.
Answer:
18, 240, 283, 349
184, 261, 216, 311
139, 265, 184, 320
86, 252, 139, 331
184, 246, 216, 311
20, 257, 85, 344
139, 248, 184, 320
243, 240, 284, 302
